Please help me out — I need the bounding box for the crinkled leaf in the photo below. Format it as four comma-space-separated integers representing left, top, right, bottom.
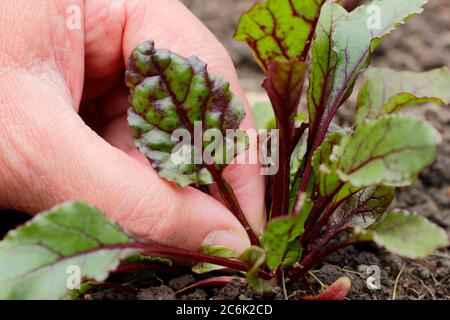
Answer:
252, 101, 276, 130
239, 246, 274, 293
0, 201, 137, 300
331, 185, 394, 229
126, 40, 247, 187
356, 67, 450, 123
192, 246, 238, 274
235, 0, 326, 71
333, 116, 441, 187
308, 0, 427, 145
353, 211, 449, 259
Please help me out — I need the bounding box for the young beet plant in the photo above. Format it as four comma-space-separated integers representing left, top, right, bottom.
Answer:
0, 0, 449, 300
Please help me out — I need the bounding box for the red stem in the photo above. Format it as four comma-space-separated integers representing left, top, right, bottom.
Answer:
289, 228, 354, 286
91, 242, 272, 280
300, 197, 328, 246
271, 125, 291, 218
207, 165, 259, 245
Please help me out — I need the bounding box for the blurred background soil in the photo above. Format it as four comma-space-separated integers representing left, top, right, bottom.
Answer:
180, 0, 450, 300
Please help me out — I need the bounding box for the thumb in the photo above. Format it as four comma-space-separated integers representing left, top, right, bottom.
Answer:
1, 71, 250, 253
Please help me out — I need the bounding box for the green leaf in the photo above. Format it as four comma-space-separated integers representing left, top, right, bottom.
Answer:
126, 40, 248, 187
282, 240, 302, 267
234, 0, 326, 71
261, 218, 294, 270
331, 185, 394, 229
333, 116, 441, 187
0, 201, 137, 300
261, 218, 291, 270
353, 211, 449, 259
307, 2, 347, 133
312, 131, 345, 197
252, 102, 276, 130
356, 67, 450, 123
123, 254, 172, 266
261, 197, 309, 270
239, 246, 274, 293
308, 0, 427, 142
192, 246, 238, 274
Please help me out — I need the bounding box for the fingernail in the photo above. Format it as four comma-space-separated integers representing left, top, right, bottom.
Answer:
202, 230, 250, 254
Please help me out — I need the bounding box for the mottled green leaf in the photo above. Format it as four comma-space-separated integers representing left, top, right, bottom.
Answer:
252, 101, 276, 130
353, 211, 449, 259
126, 40, 247, 187
308, 0, 427, 144
235, 0, 326, 70
192, 246, 238, 274
331, 185, 394, 229
0, 201, 136, 300
239, 246, 274, 293
356, 67, 450, 123
333, 116, 441, 187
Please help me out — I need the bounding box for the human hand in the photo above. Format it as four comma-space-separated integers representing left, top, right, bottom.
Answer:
0, 0, 265, 252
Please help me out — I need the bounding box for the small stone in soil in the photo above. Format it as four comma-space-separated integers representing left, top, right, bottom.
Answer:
419, 268, 431, 280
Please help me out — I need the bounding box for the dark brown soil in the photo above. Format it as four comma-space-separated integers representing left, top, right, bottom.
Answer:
1, 0, 448, 301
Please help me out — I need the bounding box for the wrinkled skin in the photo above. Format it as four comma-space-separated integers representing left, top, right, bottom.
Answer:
0, 0, 265, 252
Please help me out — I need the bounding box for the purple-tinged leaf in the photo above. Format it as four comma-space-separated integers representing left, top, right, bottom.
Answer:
235, 0, 326, 71
352, 211, 449, 259
263, 60, 308, 125
126, 40, 247, 187
307, 0, 427, 152
0, 201, 137, 300
356, 67, 450, 124
330, 185, 394, 230
332, 116, 441, 187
